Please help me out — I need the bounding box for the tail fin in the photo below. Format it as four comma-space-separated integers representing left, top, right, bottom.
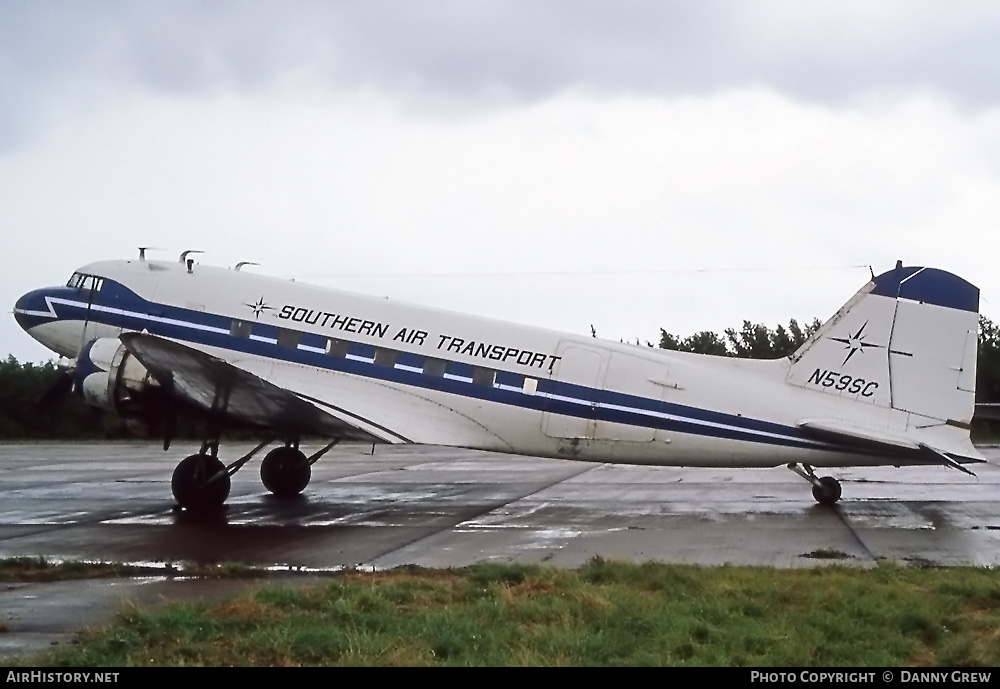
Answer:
787, 265, 979, 425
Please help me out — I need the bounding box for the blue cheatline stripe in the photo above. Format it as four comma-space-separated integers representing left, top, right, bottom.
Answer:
30, 281, 846, 452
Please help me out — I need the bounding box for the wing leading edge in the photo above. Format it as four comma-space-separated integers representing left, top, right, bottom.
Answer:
119, 332, 380, 441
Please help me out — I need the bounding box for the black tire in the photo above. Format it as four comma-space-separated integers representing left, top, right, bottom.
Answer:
260, 447, 311, 498
171, 454, 231, 510
811, 476, 842, 506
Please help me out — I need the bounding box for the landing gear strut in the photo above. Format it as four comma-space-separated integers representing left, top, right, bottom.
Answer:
788, 464, 842, 506
168, 438, 341, 508
170, 438, 272, 510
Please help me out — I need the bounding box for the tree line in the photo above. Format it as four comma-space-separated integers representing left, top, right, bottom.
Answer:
658, 317, 823, 358
0, 357, 131, 439
658, 315, 1000, 405
2, 315, 1000, 438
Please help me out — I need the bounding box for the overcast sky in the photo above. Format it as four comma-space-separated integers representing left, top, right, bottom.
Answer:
4, 1, 1000, 363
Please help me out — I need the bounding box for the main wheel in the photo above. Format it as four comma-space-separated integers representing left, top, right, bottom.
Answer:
171, 453, 231, 510
260, 447, 311, 498
811, 476, 842, 506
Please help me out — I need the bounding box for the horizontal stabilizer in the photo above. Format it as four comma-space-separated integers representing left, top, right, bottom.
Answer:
918, 443, 977, 477
798, 418, 985, 470
798, 418, 919, 452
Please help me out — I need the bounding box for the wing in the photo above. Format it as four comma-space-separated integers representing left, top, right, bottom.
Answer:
119, 331, 379, 441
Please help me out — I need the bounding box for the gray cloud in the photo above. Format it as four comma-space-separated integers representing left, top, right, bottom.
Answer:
3, 1, 1000, 150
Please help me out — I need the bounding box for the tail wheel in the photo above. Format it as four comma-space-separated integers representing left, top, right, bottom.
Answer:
811, 476, 842, 506
171, 454, 231, 510
260, 446, 311, 498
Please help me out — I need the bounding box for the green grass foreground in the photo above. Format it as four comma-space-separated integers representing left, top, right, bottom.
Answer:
19, 560, 1000, 667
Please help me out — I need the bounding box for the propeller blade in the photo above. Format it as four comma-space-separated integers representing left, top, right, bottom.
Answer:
37, 371, 75, 410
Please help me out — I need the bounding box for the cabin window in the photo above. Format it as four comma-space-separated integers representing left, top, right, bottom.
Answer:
473, 367, 496, 387
230, 320, 252, 339
374, 348, 398, 367
276, 328, 301, 349
326, 338, 350, 358
423, 358, 447, 377
522, 377, 538, 395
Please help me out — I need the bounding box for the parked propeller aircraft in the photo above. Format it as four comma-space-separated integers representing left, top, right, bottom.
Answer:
13, 251, 986, 509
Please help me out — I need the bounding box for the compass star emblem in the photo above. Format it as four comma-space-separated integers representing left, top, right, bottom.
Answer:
829, 320, 885, 365
244, 297, 274, 319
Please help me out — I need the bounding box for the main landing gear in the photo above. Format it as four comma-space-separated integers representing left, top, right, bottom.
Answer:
260, 446, 312, 498
171, 452, 231, 511
170, 438, 340, 510
788, 463, 842, 506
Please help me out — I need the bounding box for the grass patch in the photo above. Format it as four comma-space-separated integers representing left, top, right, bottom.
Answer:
800, 548, 854, 560
0, 557, 277, 583
8, 559, 1000, 666
0, 557, 146, 582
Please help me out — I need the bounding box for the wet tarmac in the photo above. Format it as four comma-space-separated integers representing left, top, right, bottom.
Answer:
2, 441, 1000, 656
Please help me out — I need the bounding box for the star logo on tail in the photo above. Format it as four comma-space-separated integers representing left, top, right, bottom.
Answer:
829, 320, 885, 365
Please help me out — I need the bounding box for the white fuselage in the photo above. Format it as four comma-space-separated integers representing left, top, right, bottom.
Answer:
15, 258, 944, 469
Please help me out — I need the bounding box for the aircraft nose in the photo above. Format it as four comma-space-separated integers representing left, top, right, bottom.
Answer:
13, 288, 52, 331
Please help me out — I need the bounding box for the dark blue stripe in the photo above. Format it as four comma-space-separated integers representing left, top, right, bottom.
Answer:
871, 266, 978, 313
496, 370, 525, 388
14, 312, 52, 330
45, 280, 836, 451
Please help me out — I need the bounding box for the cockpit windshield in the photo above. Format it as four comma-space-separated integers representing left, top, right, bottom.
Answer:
66, 272, 104, 292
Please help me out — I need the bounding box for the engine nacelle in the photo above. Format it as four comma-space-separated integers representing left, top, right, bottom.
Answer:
75, 338, 161, 421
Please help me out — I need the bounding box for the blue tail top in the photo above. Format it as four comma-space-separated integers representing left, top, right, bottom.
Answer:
870, 266, 978, 313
